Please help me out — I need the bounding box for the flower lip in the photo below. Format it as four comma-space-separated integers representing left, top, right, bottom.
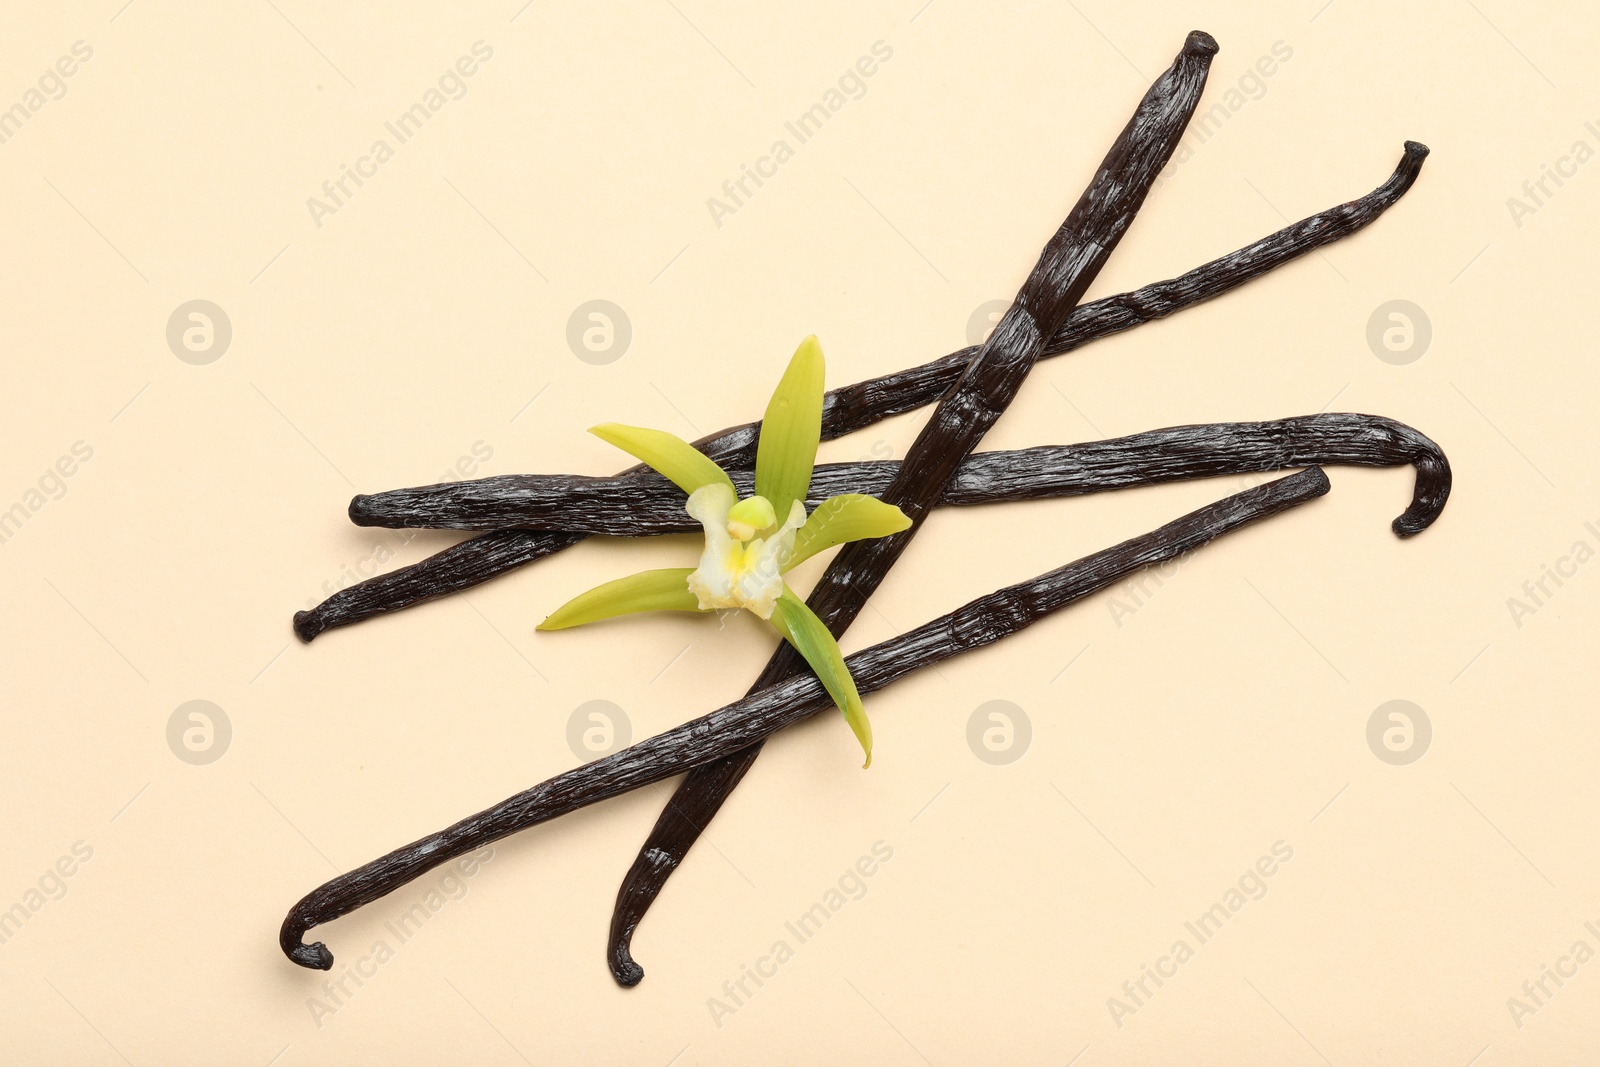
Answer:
685, 485, 804, 620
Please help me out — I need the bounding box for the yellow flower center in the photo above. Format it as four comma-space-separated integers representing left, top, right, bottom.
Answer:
726, 495, 777, 541
684, 485, 805, 619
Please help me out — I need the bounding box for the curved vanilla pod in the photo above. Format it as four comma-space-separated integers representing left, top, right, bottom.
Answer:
607, 30, 1220, 985
348, 413, 1449, 538
796, 141, 1431, 457
291, 140, 1428, 643
280, 466, 1330, 971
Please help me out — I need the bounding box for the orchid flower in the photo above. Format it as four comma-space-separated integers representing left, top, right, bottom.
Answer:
537, 336, 911, 766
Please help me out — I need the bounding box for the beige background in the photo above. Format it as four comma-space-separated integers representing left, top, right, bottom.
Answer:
2, 1, 1595, 1063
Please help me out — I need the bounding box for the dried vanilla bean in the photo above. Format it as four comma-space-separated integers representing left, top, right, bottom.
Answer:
348, 413, 1448, 538
281, 466, 1330, 970
608, 29, 1218, 985
292, 140, 1428, 643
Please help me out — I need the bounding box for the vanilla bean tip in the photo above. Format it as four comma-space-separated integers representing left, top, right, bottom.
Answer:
611, 949, 645, 988
1183, 30, 1220, 56
1391, 452, 1452, 539
1391, 516, 1425, 539
292, 609, 325, 644
286, 938, 333, 970
347, 495, 380, 526
1394, 141, 1430, 185
1299, 465, 1331, 496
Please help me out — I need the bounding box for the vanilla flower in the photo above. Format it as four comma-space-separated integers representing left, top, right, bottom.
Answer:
538, 336, 911, 766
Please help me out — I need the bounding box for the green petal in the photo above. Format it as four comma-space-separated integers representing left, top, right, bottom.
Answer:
784, 494, 913, 570
770, 584, 872, 767
590, 423, 734, 497
538, 568, 702, 630
754, 336, 825, 523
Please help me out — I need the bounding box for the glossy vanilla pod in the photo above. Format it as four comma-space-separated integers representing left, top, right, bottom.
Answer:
281, 467, 1330, 971
610, 30, 1220, 985
348, 413, 1449, 539
291, 138, 1428, 644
